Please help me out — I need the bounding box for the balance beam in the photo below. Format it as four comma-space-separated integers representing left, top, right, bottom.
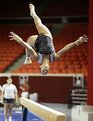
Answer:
20, 97, 66, 121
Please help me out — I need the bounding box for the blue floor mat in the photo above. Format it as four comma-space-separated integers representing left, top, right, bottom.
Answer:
0, 110, 44, 121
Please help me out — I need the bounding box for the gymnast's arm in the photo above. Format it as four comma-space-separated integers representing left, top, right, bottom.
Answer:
1, 86, 4, 103
15, 91, 18, 103
9, 32, 38, 60
55, 34, 88, 59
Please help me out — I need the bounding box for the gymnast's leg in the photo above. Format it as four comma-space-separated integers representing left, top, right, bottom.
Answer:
24, 35, 38, 64
29, 3, 53, 39
24, 4, 53, 64
8, 103, 13, 121
4, 103, 8, 121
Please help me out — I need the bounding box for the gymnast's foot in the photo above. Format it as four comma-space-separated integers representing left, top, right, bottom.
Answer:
24, 57, 32, 64
29, 4, 36, 17
9, 116, 12, 121
5, 119, 8, 121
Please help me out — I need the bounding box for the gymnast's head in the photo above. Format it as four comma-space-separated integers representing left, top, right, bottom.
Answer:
7, 77, 12, 84
40, 56, 50, 75
40, 64, 50, 75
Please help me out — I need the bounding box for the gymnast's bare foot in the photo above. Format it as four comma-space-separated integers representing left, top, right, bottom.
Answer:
29, 4, 36, 17
24, 57, 32, 64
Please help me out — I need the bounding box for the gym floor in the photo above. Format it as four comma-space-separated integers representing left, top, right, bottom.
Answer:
0, 103, 71, 121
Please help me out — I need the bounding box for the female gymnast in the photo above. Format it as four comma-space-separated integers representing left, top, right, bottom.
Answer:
9, 4, 88, 75
1, 77, 18, 121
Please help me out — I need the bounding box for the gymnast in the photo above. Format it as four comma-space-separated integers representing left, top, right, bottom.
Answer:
9, 3, 88, 75
1, 77, 18, 121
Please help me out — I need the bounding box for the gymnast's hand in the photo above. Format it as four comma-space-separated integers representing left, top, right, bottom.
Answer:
0, 98, 4, 104
9, 31, 23, 43
80, 34, 88, 42
75, 34, 88, 46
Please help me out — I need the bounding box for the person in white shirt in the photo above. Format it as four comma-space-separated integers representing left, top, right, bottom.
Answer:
1, 77, 18, 121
